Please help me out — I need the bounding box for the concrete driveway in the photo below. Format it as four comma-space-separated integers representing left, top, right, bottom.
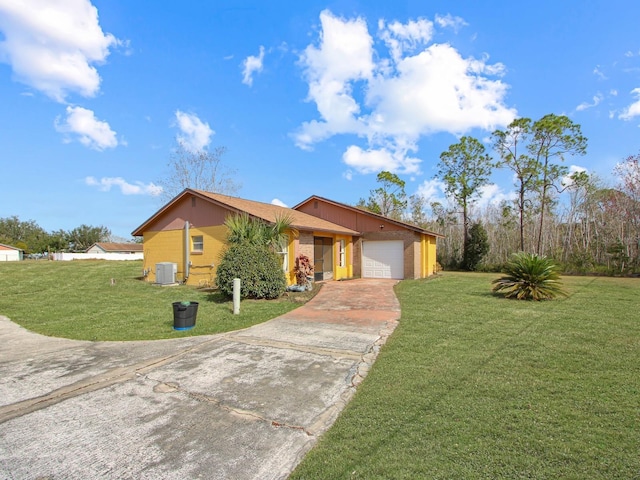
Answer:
0, 279, 400, 479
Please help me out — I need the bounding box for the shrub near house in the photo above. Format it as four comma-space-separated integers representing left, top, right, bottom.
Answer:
215, 243, 286, 299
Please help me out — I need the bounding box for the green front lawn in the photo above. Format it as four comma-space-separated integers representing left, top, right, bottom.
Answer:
0, 260, 310, 341
291, 272, 640, 479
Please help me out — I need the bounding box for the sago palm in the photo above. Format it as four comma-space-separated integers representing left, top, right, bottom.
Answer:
492, 252, 567, 300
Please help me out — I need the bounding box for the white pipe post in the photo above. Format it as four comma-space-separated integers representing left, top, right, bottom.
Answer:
184, 221, 190, 280
233, 278, 241, 314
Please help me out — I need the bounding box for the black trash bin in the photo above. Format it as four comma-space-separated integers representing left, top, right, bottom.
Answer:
172, 301, 198, 330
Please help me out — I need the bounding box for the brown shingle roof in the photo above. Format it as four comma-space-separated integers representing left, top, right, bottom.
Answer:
192, 190, 359, 235
88, 242, 143, 253
131, 189, 360, 236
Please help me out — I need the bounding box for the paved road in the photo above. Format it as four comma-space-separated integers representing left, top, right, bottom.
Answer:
0, 279, 400, 479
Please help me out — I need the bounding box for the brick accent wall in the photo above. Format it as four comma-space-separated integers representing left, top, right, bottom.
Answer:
352, 237, 362, 277
297, 231, 314, 261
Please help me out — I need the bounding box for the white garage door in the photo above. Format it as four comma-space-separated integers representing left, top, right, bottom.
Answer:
362, 240, 404, 279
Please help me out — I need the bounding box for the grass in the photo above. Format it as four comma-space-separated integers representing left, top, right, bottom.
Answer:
0, 260, 315, 341
290, 272, 640, 479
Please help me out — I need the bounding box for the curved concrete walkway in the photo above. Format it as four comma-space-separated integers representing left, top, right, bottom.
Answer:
0, 279, 400, 479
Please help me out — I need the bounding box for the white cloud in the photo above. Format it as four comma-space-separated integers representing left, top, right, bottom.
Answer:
294, 10, 515, 175
242, 45, 265, 87
413, 179, 515, 212
474, 183, 516, 209
343, 145, 421, 174
55, 106, 118, 150
415, 178, 446, 203
434, 13, 468, 32
85, 176, 162, 196
271, 198, 287, 207
619, 88, 640, 121
365, 43, 512, 137
593, 66, 607, 80
561, 165, 588, 187
295, 10, 374, 148
174, 110, 214, 151
379, 18, 434, 62
576, 93, 603, 111
0, 0, 119, 102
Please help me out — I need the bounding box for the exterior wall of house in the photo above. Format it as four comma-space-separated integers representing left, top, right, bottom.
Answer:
292, 231, 354, 282
86, 245, 106, 254
421, 234, 438, 277
143, 225, 227, 286
297, 200, 405, 232
0, 245, 21, 261
352, 237, 362, 277
297, 198, 440, 279
145, 195, 228, 232
282, 229, 296, 285
291, 231, 314, 285
296, 231, 314, 261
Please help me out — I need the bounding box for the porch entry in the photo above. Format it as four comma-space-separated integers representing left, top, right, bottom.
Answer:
314, 236, 333, 281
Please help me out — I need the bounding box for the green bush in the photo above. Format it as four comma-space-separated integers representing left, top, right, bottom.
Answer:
215, 243, 286, 299
462, 222, 490, 271
492, 252, 567, 301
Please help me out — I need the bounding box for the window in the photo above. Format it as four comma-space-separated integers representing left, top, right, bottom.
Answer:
339, 239, 346, 267
192, 235, 203, 253
277, 235, 289, 272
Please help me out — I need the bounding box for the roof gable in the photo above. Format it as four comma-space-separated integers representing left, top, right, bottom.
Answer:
294, 195, 444, 238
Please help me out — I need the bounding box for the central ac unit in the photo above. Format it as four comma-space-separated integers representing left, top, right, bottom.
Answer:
156, 262, 177, 285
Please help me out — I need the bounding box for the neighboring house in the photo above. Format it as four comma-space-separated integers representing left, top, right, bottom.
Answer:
294, 195, 443, 280
85, 242, 143, 254
131, 189, 442, 286
0, 243, 23, 262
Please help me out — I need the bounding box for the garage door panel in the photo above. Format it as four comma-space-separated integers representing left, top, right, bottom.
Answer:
362, 240, 404, 279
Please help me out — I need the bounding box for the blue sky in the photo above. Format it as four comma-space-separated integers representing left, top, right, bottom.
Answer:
1, 0, 639, 239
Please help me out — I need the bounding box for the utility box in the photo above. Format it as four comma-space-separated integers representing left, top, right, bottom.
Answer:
156, 262, 177, 285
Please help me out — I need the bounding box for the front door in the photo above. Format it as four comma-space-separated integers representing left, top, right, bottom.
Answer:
314, 237, 333, 281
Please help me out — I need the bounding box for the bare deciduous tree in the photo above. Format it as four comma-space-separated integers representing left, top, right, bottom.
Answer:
158, 142, 241, 201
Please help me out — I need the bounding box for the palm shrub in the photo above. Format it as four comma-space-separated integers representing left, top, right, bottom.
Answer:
224, 212, 294, 251
492, 252, 567, 300
215, 243, 286, 299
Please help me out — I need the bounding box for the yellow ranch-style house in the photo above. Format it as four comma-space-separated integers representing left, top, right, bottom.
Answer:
131, 189, 442, 287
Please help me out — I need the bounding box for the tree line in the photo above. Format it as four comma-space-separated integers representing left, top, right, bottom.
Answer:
0, 216, 112, 254
359, 113, 640, 275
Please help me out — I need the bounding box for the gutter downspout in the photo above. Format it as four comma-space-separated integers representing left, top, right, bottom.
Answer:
184, 221, 190, 281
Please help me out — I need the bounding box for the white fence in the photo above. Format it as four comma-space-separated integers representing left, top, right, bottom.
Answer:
52, 252, 144, 261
